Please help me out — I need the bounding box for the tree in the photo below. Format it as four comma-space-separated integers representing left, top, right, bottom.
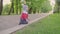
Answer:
18, 0, 21, 14
0, 0, 3, 15
8, 0, 14, 15
14, 0, 21, 14
56, 0, 60, 13
15, 0, 18, 14
54, 0, 60, 13
26, 0, 51, 14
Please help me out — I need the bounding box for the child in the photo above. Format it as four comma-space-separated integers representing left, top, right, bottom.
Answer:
19, 12, 28, 24
19, 2, 29, 25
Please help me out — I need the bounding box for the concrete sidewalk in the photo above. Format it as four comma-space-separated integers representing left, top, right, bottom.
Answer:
0, 13, 49, 34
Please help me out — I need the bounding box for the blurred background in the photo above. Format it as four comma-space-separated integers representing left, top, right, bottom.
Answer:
0, 0, 60, 15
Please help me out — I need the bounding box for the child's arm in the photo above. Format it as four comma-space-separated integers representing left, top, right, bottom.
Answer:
26, 15, 30, 21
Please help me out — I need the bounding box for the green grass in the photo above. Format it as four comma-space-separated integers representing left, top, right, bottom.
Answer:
14, 13, 60, 34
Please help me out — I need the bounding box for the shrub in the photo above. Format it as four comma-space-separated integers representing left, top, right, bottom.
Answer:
2, 4, 11, 15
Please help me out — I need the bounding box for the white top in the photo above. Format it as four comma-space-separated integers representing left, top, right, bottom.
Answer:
22, 4, 28, 14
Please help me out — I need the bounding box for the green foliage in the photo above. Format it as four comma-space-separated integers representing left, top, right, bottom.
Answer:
41, 1, 52, 13
13, 0, 21, 14
2, 0, 52, 15
56, 0, 60, 5
26, 0, 52, 13
2, 4, 11, 15
54, 0, 60, 13
2, 0, 21, 15
54, 5, 59, 13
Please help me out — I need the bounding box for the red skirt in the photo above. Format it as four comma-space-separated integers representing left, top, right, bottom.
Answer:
21, 13, 28, 19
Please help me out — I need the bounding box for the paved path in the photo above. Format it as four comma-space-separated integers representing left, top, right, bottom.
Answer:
0, 13, 49, 34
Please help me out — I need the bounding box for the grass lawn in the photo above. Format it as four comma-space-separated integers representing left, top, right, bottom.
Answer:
13, 13, 60, 34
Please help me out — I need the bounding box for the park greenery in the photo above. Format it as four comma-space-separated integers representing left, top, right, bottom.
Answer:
0, 0, 52, 15
0, 0, 60, 15
54, 0, 60, 13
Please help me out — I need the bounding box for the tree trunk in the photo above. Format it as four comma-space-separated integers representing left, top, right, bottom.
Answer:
8, 0, 14, 15
16, 0, 18, 14
0, 0, 3, 15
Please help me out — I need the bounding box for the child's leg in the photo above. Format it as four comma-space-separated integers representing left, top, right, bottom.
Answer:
25, 19, 28, 24
19, 18, 23, 25
21, 19, 28, 24
19, 19, 28, 25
